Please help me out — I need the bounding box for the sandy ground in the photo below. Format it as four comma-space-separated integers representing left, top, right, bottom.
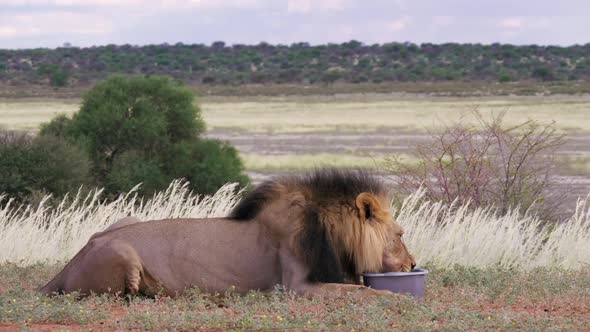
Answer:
208, 128, 590, 156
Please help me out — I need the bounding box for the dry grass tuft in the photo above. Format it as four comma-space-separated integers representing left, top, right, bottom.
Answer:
1, 181, 589, 270
398, 189, 590, 270
0, 181, 242, 265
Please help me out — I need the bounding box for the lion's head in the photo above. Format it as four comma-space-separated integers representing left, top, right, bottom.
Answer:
229, 168, 416, 284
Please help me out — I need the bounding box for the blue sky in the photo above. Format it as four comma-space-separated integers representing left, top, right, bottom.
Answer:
1, 0, 589, 49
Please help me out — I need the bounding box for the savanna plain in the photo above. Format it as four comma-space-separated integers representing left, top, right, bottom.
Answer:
1, 91, 590, 331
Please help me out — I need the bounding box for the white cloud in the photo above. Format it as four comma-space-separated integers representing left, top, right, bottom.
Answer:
0, 0, 138, 5
0, 26, 19, 37
0, 0, 272, 44
0, 11, 113, 39
337, 25, 354, 39
387, 16, 411, 31
319, 0, 346, 11
499, 17, 523, 29
287, 0, 346, 13
287, 0, 311, 13
1, 0, 266, 7
161, 0, 266, 9
0, 0, 588, 48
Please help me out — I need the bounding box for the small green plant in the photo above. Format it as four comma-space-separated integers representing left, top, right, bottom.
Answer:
36, 64, 69, 87
498, 72, 513, 83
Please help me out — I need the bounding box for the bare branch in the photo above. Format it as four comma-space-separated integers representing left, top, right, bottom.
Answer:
384, 109, 566, 221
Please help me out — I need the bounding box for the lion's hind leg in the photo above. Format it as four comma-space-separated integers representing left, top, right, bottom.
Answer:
110, 241, 162, 297
123, 249, 143, 296
59, 239, 148, 297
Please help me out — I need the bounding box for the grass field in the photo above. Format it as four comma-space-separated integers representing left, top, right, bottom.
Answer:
3, 94, 590, 133
3, 94, 590, 175
241, 152, 390, 170
2, 264, 589, 331
1, 183, 590, 330
1, 93, 590, 330
3, 81, 590, 99
202, 94, 590, 134
4, 182, 588, 268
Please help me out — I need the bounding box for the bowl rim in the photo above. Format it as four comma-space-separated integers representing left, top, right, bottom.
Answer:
363, 268, 429, 277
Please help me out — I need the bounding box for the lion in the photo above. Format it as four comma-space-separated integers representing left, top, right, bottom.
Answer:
40, 169, 416, 298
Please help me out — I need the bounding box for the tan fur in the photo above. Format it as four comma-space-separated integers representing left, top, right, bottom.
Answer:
40, 172, 415, 299
86, 217, 142, 242
105, 216, 142, 231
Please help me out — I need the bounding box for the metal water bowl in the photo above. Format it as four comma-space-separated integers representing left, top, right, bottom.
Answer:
363, 269, 429, 298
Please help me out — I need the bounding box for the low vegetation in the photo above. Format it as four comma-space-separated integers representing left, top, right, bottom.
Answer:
0, 181, 241, 265
2, 42, 590, 89
399, 189, 590, 269
3, 94, 590, 133
0, 173, 589, 330
1, 182, 589, 330
1, 264, 589, 330
386, 111, 565, 220
1, 86, 589, 329
5, 81, 590, 99
0, 75, 248, 203
0, 131, 91, 203
1, 181, 588, 269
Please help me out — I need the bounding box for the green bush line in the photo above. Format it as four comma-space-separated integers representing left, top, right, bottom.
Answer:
2, 42, 590, 89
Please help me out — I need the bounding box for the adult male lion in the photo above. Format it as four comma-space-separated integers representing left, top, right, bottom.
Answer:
40, 169, 416, 298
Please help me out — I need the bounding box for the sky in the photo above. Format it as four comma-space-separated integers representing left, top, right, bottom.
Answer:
1, 0, 589, 49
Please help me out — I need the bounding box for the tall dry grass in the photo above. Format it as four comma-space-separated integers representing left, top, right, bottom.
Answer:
1, 182, 589, 269
0, 181, 242, 266
398, 190, 590, 270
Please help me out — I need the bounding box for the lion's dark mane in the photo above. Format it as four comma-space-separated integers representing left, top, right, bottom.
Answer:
228, 168, 388, 284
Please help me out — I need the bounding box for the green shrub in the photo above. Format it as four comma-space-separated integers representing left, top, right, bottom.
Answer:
40, 75, 248, 196
166, 139, 249, 194
105, 151, 169, 196
28, 135, 91, 197
65, 75, 205, 178
37, 64, 69, 87
39, 114, 73, 138
0, 133, 91, 202
532, 67, 555, 81
0, 142, 34, 198
498, 72, 513, 83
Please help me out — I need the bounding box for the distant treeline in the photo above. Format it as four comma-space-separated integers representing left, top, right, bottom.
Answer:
2, 41, 590, 87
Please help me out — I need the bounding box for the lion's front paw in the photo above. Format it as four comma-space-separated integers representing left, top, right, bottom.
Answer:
356, 286, 393, 297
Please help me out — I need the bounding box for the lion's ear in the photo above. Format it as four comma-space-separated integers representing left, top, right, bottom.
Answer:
355, 192, 382, 222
